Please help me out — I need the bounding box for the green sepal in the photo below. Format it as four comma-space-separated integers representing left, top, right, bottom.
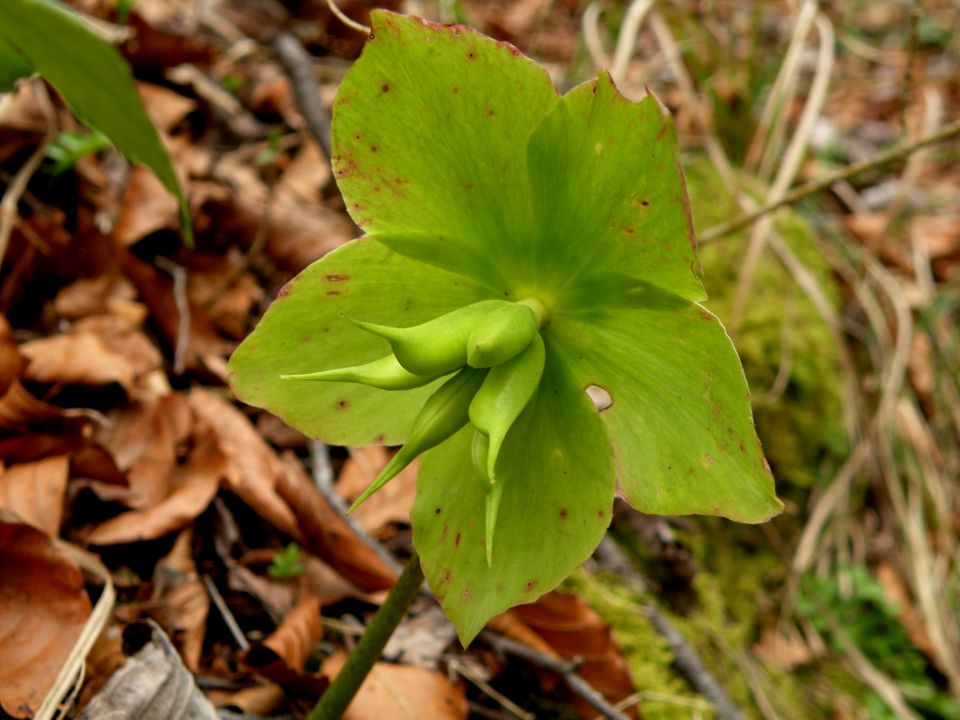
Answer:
466, 302, 537, 368
349, 366, 488, 511
469, 334, 545, 481
483, 472, 505, 568
280, 353, 436, 390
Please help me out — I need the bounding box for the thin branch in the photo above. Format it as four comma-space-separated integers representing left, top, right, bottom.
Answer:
203, 575, 250, 651
154, 256, 190, 375
270, 32, 334, 163
481, 632, 631, 720
699, 117, 960, 244
308, 441, 404, 577
594, 538, 745, 720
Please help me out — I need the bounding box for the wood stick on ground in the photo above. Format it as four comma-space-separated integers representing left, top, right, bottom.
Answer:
481, 631, 632, 720
269, 32, 334, 163
698, 117, 960, 244
594, 538, 745, 720
308, 441, 404, 576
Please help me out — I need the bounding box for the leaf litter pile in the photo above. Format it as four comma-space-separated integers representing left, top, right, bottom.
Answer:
2, 1, 960, 719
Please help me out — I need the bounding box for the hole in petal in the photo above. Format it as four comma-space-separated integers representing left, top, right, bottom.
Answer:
586, 384, 613, 411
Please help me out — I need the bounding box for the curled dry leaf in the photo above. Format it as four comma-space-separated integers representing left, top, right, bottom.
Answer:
96, 394, 192, 509
0, 433, 125, 488
189, 388, 301, 539
137, 82, 196, 133
243, 593, 328, 699
337, 446, 417, 538
0, 512, 92, 719
511, 591, 637, 718
323, 652, 468, 720
114, 166, 180, 246
150, 528, 208, 672
20, 332, 135, 391
0, 315, 25, 395
275, 452, 397, 591
0, 454, 69, 536
0, 380, 94, 431
54, 275, 147, 325
86, 419, 226, 544
76, 620, 218, 720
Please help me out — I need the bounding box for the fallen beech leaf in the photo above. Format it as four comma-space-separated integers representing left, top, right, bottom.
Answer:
121, 251, 233, 372
54, 275, 147, 325
277, 139, 331, 202
512, 591, 637, 718
96, 394, 192, 509
20, 332, 135, 391
276, 452, 397, 591
76, 620, 217, 720
150, 528, 208, 672
0, 455, 69, 536
383, 605, 457, 669
114, 166, 180, 246
323, 652, 468, 720
138, 82, 196, 132
0, 314, 25, 395
0, 513, 92, 719
337, 446, 417, 538
486, 610, 560, 659
189, 388, 301, 539
243, 593, 327, 699
73, 315, 164, 380
86, 421, 225, 544
0, 433, 125, 487
0, 380, 92, 430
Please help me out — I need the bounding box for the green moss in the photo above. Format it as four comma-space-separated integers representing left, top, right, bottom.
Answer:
563, 569, 716, 719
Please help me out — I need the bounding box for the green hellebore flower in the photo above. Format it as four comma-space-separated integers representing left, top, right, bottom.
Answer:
228, 11, 782, 645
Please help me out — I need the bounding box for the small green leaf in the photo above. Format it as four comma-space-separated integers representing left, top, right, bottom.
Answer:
550, 291, 782, 522
332, 12, 559, 288
412, 351, 615, 645
45, 129, 112, 176
281, 354, 435, 391
0, 37, 32, 92
268, 543, 306, 579
229, 238, 495, 446
0, 0, 190, 242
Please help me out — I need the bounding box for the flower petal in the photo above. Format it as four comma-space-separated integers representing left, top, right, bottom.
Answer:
332, 11, 559, 288
524, 72, 704, 305
228, 238, 495, 446
412, 349, 615, 645
550, 291, 782, 523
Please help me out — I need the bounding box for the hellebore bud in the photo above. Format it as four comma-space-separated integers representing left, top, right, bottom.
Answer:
466, 302, 537, 368
279, 354, 436, 390
350, 299, 537, 377
469, 334, 546, 482
349, 366, 487, 511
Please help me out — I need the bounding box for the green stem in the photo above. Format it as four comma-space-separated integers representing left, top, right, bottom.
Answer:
307, 550, 425, 720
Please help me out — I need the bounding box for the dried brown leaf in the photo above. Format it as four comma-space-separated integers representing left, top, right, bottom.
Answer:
0, 315, 25, 395
96, 394, 192, 508
337, 446, 417, 538
150, 528, 208, 672
511, 591, 637, 718
276, 452, 397, 591
0, 513, 92, 719
20, 332, 135, 390
114, 166, 180, 246
0, 380, 92, 431
189, 388, 301, 539
86, 420, 225, 544
323, 652, 468, 720
138, 83, 196, 132
54, 275, 147, 325
0, 455, 69, 536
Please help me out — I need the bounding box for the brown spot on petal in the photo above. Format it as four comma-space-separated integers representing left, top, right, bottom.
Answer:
454, 532, 461, 547
524, 580, 538, 592
325, 273, 349, 282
